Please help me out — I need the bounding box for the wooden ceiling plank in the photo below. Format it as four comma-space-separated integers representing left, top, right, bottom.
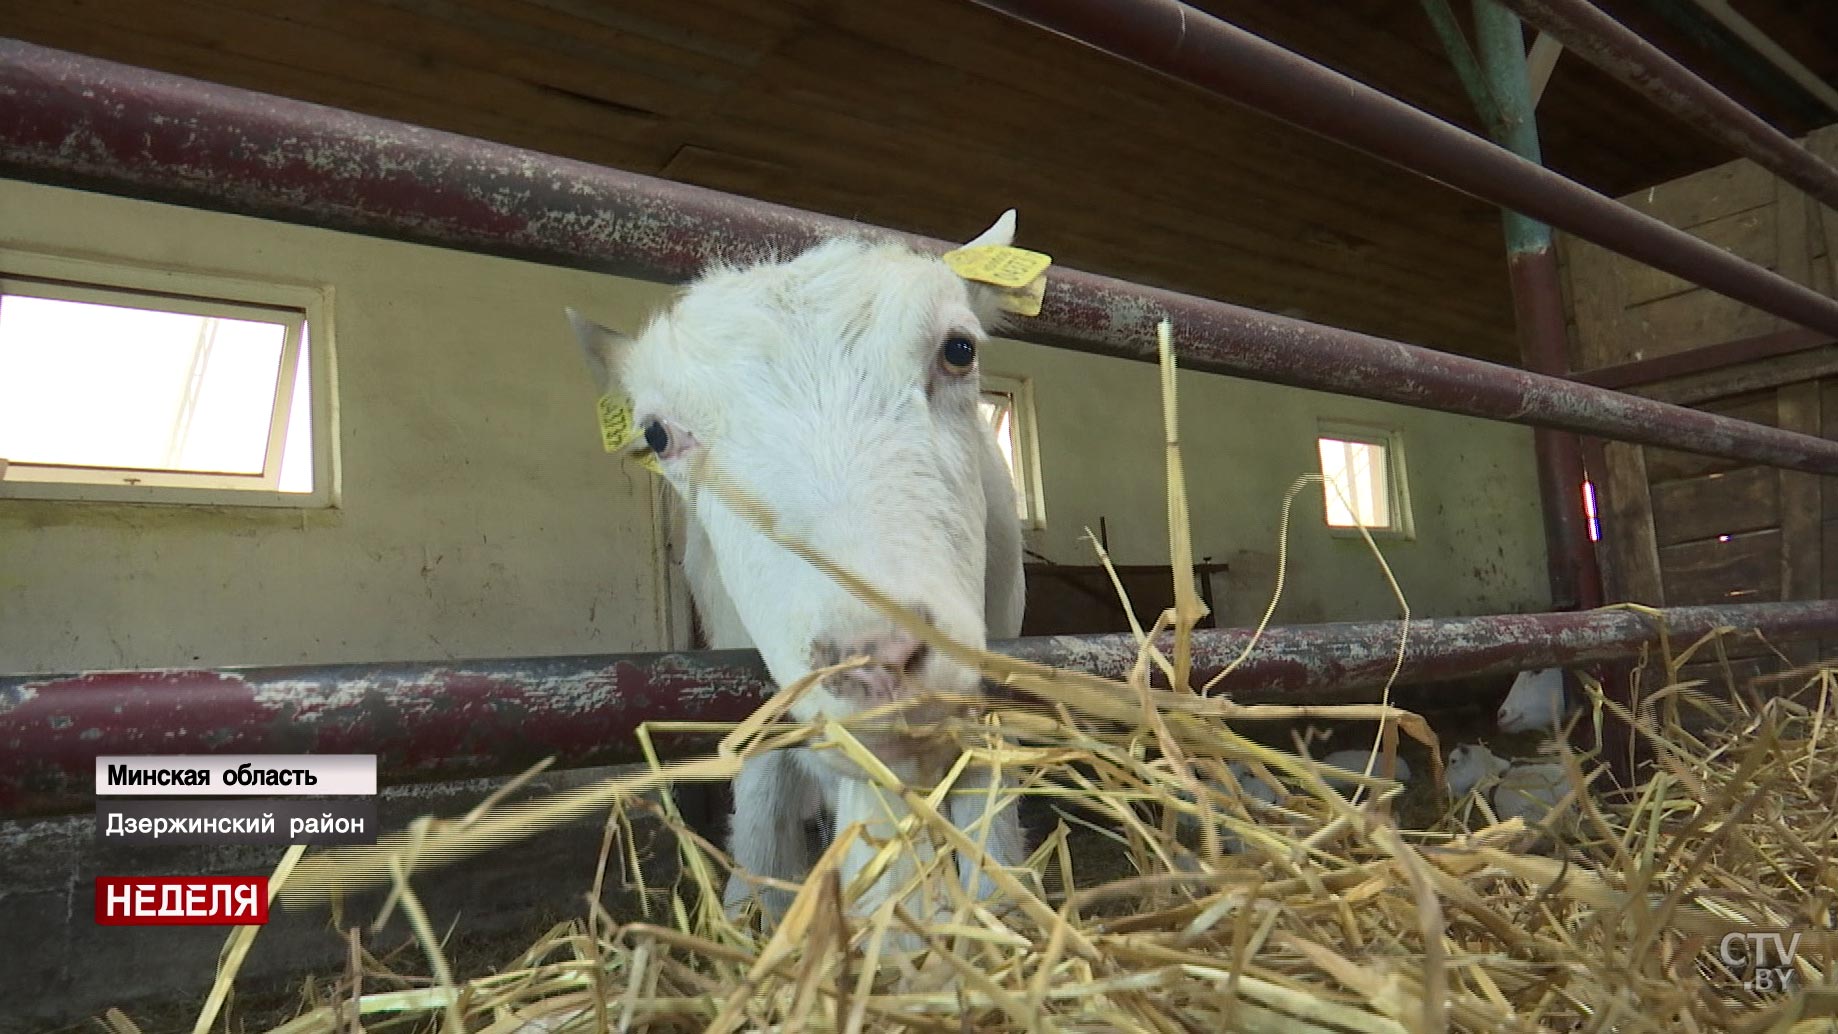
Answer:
790, 11, 1505, 260
436, 0, 750, 91
683, 105, 1514, 355
2, 0, 661, 167
515, 0, 807, 65
272, 0, 715, 119
736, 27, 1512, 289
708, 86, 1511, 333
139, 0, 674, 148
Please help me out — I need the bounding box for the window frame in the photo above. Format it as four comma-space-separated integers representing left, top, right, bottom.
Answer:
1315, 420, 1413, 541
979, 371, 1047, 531
0, 248, 336, 509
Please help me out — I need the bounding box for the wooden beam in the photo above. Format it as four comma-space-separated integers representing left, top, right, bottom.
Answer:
1635, 0, 1829, 124
1686, 0, 1838, 115
1527, 30, 1563, 107
1571, 326, 1835, 391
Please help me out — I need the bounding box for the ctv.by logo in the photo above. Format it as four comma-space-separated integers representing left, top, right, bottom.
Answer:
1718, 931, 1801, 994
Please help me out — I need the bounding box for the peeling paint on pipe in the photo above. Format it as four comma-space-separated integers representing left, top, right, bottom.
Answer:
6, 600, 1836, 818
4, 40, 1838, 474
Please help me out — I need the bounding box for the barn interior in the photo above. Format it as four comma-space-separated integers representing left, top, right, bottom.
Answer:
1, 0, 1836, 1029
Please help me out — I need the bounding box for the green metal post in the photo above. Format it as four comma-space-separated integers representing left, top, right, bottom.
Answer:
1468, 1, 1635, 782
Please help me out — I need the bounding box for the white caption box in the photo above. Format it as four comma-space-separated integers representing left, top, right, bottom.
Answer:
95, 754, 378, 796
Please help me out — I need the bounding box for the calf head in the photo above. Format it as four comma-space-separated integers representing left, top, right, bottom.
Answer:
569, 213, 1024, 746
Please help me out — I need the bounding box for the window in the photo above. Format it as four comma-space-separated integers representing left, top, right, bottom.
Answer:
1316, 422, 1411, 536
979, 373, 1045, 528
0, 253, 330, 507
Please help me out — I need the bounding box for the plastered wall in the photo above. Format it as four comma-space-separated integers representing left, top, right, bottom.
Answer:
0, 179, 1550, 673
0, 180, 671, 673
982, 337, 1553, 628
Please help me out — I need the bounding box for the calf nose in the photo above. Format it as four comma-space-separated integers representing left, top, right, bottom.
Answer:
812, 605, 935, 702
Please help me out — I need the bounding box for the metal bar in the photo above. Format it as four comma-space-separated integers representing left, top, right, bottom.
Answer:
6, 43, 1838, 475
6, 600, 1837, 818
1419, 0, 1511, 140
958, 1, 1838, 340
1575, 327, 1835, 391
1497, 0, 1838, 213
1511, 256, 1608, 610
1473, 0, 1623, 786
1469, 0, 1604, 612
3, 41, 1838, 477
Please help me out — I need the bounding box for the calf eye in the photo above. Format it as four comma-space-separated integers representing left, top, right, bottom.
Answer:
642, 420, 671, 455
939, 334, 977, 373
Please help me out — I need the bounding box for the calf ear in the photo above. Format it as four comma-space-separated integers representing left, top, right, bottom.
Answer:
956, 210, 1027, 328
565, 307, 631, 396
961, 208, 1017, 250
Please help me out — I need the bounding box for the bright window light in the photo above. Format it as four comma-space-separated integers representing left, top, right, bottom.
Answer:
1317, 435, 1394, 529
0, 280, 314, 497
980, 390, 1024, 521
979, 374, 1044, 527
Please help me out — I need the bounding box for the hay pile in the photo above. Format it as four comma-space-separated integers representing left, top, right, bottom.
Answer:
148, 325, 1836, 1034
162, 655, 1835, 1034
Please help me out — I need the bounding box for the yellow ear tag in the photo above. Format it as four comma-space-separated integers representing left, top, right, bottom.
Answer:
942, 245, 1052, 317
595, 394, 663, 475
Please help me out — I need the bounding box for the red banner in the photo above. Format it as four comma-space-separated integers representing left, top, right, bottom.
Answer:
94, 876, 269, 926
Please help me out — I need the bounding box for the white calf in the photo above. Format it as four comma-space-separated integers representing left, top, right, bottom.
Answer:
1443, 742, 1573, 827
1443, 743, 1512, 799
569, 212, 1031, 934
1498, 667, 1567, 734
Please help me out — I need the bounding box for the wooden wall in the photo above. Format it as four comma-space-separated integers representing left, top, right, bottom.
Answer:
1561, 125, 1838, 689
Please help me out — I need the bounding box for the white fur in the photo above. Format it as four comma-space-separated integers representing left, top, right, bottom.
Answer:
1489, 762, 1570, 824
1498, 667, 1566, 734
1443, 743, 1512, 799
1172, 760, 1278, 859
568, 213, 1030, 938
1318, 748, 1412, 791
1224, 760, 1281, 806
1443, 743, 1576, 828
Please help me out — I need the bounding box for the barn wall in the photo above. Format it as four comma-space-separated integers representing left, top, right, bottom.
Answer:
985, 337, 1553, 625
0, 179, 1551, 675
0, 179, 672, 673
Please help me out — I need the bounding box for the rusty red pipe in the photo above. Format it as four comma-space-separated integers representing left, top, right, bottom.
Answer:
1497, 0, 1838, 214
1513, 254, 1605, 612
3, 42, 1838, 475
961, 0, 1838, 337
6, 600, 1836, 818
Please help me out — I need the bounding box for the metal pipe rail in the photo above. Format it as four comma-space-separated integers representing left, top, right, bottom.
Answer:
959, 0, 1838, 338
5, 599, 1835, 818
5, 42, 1838, 476
1496, 0, 1838, 213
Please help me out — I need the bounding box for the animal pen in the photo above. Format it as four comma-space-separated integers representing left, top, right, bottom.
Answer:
2, 0, 1838, 1029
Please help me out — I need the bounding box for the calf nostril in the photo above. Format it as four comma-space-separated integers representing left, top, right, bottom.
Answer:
899, 640, 929, 677
874, 632, 925, 676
